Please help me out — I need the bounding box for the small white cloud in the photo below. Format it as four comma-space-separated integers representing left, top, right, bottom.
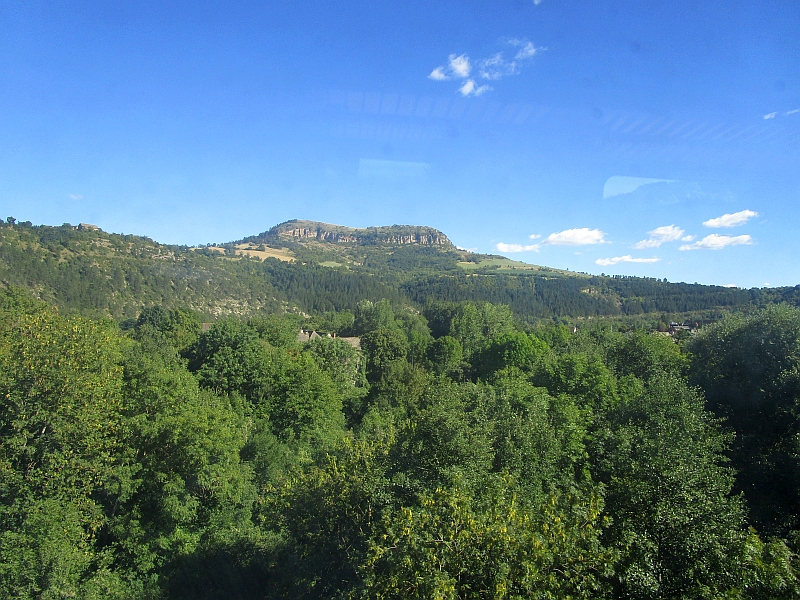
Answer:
69, 194, 83, 200
786, 109, 800, 116
478, 52, 504, 79
458, 79, 491, 96
542, 228, 607, 246
633, 224, 684, 249
513, 41, 539, 60
722, 284, 738, 288
496, 242, 538, 252
681, 235, 695, 242
477, 40, 542, 80
679, 234, 753, 250
478, 54, 510, 80
703, 209, 758, 228
764, 282, 771, 287
449, 54, 471, 78
528, 233, 541, 240
764, 112, 777, 119
430, 40, 541, 95
457, 246, 478, 252
429, 53, 471, 81
428, 67, 448, 80
596, 255, 661, 266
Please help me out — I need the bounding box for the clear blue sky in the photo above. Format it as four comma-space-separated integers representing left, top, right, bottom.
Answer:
1, 0, 798, 288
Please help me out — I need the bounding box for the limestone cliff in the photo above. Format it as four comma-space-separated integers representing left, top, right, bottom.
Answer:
251, 219, 453, 247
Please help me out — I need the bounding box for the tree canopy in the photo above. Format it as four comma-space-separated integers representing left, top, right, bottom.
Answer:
2, 285, 800, 598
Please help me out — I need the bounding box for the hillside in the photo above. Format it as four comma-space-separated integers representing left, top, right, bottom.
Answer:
1, 218, 798, 323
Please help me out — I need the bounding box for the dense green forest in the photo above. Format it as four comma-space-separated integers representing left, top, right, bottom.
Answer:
4, 282, 800, 598
3, 219, 800, 325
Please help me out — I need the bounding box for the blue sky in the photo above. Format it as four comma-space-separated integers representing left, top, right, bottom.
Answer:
1, 0, 798, 288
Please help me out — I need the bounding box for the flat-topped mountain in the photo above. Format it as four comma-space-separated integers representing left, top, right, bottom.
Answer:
244, 220, 453, 247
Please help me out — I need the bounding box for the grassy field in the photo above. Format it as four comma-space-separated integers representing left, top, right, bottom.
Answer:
234, 243, 295, 262
457, 256, 582, 277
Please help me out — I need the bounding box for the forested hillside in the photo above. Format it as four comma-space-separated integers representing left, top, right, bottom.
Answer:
1, 218, 799, 324
4, 286, 800, 598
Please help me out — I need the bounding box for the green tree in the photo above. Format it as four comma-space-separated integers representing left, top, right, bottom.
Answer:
249, 313, 303, 348
426, 335, 463, 376
475, 331, 547, 380
360, 327, 409, 384
135, 306, 202, 354
304, 336, 364, 390
595, 374, 755, 598
0, 296, 136, 597
264, 352, 345, 446
690, 305, 800, 534
361, 476, 614, 599
390, 382, 493, 497
608, 330, 688, 383
532, 351, 618, 411
114, 335, 256, 583
353, 299, 395, 335
260, 438, 392, 598
450, 302, 514, 358
192, 319, 274, 401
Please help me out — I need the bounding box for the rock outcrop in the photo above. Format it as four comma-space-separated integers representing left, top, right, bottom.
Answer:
256, 220, 453, 247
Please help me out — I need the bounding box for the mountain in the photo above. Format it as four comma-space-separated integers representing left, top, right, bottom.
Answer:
1, 218, 798, 323
246, 219, 453, 247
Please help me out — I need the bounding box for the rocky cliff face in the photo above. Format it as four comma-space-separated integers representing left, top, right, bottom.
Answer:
267, 220, 452, 247
282, 227, 360, 243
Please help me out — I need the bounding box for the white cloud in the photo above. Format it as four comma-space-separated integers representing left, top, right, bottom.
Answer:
496, 242, 538, 253
787, 109, 800, 116
681, 235, 695, 242
428, 67, 447, 80
478, 54, 510, 80
542, 228, 607, 246
679, 234, 753, 251
498, 228, 606, 254
477, 40, 542, 80
458, 79, 491, 97
633, 224, 684, 249
722, 284, 738, 288
69, 194, 83, 200
428, 54, 472, 81
457, 246, 478, 252
430, 39, 541, 95
596, 255, 661, 266
528, 233, 541, 239
512, 40, 539, 60
702, 209, 758, 228
764, 112, 777, 119
449, 54, 471, 78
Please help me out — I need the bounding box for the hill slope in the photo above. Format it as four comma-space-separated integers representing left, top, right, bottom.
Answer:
1, 218, 798, 322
